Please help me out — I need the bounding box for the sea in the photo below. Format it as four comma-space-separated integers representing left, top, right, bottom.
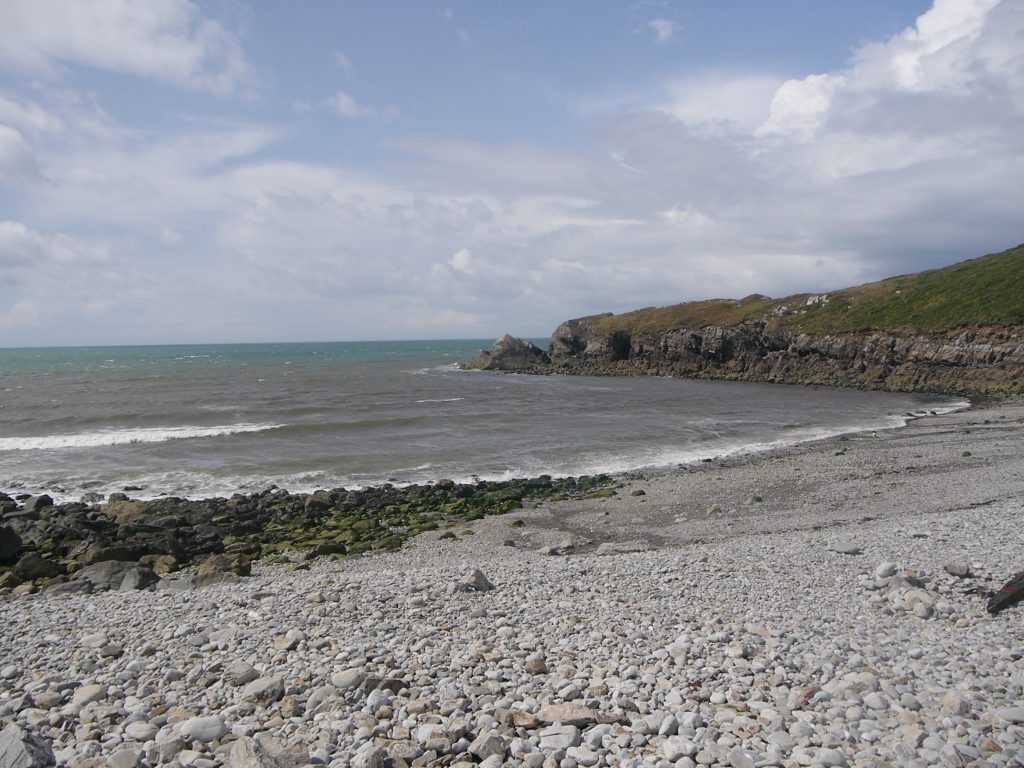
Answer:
0, 340, 968, 502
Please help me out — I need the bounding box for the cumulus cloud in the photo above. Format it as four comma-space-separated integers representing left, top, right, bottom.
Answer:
648, 19, 678, 44
0, 0, 1022, 345
0, 0, 250, 93
755, 74, 846, 141
660, 75, 782, 133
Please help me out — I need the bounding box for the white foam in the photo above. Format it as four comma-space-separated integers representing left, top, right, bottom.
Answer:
0, 423, 282, 452
415, 397, 466, 404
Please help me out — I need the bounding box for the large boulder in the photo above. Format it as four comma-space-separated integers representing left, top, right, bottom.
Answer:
22, 496, 53, 515
467, 334, 551, 372
0, 526, 22, 565
194, 554, 251, 587
70, 561, 158, 592
13, 554, 64, 581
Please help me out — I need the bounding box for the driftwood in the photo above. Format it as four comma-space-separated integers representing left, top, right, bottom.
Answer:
987, 570, 1024, 615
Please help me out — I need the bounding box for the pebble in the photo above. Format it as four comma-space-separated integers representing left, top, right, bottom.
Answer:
330, 667, 366, 690
240, 676, 284, 705
178, 716, 227, 744
222, 660, 258, 687
70, 684, 106, 706
1, 405, 1023, 768
123, 721, 158, 742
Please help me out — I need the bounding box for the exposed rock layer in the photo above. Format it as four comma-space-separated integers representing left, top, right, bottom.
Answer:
470, 322, 1024, 395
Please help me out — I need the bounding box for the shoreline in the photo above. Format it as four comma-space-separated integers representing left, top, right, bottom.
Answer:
1, 386, 971, 507
1, 398, 1023, 765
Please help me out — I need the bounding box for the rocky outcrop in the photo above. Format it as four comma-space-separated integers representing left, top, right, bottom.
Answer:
0, 476, 615, 592
489, 320, 1024, 395
461, 334, 550, 371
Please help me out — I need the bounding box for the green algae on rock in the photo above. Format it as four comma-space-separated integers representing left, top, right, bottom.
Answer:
0, 474, 616, 589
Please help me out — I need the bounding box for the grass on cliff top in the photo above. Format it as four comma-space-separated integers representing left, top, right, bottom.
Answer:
580, 243, 1024, 336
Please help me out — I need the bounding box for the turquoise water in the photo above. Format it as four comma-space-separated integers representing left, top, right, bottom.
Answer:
0, 340, 965, 500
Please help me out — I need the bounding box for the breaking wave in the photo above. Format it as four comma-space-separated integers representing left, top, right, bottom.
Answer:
0, 423, 283, 452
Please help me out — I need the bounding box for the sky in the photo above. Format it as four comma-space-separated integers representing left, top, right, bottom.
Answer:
0, 0, 1022, 346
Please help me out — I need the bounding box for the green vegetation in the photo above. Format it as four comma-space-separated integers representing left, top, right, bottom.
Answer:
579, 244, 1024, 336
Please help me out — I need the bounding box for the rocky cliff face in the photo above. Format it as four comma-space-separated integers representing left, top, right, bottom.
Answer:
495, 320, 1024, 395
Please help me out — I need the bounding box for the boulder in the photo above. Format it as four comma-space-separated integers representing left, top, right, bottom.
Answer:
22, 496, 53, 514
0, 526, 22, 565
13, 554, 64, 581
118, 566, 160, 591
456, 568, 495, 593
195, 554, 251, 587
0, 724, 55, 768
468, 334, 551, 372
71, 561, 145, 591
79, 544, 138, 565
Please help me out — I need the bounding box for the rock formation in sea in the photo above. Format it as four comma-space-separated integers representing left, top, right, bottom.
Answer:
460, 333, 550, 372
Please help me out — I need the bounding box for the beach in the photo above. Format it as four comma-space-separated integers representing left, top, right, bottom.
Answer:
2, 398, 1024, 768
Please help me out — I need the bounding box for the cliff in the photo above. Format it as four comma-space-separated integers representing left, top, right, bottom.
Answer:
464, 244, 1024, 395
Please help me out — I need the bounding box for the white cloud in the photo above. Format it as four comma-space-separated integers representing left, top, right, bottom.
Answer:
0, 94, 63, 134
0, 0, 250, 93
0, 125, 39, 179
332, 50, 356, 79
159, 227, 184, 245
0, 220, 110, 274
648, 19, 678, 44
659, 75, 782, 133
756, 74, 845, 141
1, 0, 1023, 345
326, 91, 377, 119
450, 248, 475, 273
853, 0, 1004, 92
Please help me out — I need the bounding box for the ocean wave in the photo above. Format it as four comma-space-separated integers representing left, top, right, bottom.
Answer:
0, 423, 283, 452
415, 397, 466, 404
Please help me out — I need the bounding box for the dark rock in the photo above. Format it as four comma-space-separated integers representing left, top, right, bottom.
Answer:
79, 544, 138, 565
13, 554, 64, 581
118, 566, 160, 591
0, 526, 22, 565
71, 560, 139, 591
22, 495, 53, 514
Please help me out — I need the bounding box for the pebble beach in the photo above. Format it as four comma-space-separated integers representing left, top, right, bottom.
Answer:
2, 398, 1024, 768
